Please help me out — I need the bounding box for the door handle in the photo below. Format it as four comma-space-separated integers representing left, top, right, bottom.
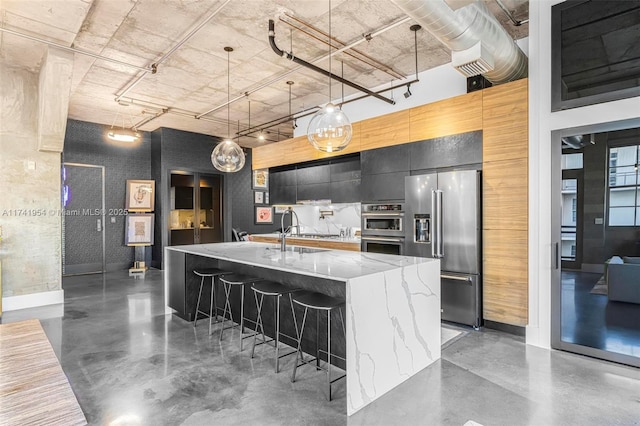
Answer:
554, 242, 559, 270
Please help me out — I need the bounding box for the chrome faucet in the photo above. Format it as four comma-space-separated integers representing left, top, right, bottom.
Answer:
280, 207, 299, 250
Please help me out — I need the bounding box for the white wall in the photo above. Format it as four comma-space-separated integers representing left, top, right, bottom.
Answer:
527, 0, 640, 348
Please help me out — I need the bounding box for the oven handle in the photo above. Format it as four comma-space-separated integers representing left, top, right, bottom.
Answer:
361, 236, 404, 243
362, 212, 404, 217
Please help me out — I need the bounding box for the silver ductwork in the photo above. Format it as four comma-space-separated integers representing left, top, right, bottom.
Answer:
391, 0, 527, 84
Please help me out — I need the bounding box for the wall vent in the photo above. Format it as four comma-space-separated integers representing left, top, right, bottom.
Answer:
452, 41, 495, 78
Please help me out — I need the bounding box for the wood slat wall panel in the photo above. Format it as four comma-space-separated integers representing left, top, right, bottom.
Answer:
359, 110, 410, 151
483, 229, 529, 325
482, 79, 529, 326
482, 78, 528, 162
409, 91, 483, 142
483, 158, 528, 230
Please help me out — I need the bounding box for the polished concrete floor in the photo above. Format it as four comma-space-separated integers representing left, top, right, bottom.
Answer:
2, 270, 640, 425
561, 270, 640, 358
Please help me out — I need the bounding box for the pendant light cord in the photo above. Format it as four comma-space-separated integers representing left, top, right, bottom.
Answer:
328, 0, 332, 103
227, 47, 231, 138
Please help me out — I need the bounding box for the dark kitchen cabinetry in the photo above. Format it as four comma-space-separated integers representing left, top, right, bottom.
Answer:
170, 171, 222, 245
270, 167, 297, 204
269, 154, 361, 204
361, 145, 410, 201
410, 131, 482, 172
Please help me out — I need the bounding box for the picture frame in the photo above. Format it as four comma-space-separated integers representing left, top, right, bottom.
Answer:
125, 213, 155, 246
254, 191, 264, 204
252, 169, 269, 190
126, 179, 155, 212
255, 206, 273, 224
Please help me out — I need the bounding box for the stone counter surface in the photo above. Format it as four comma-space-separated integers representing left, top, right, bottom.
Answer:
167, 241, 427, 281
165, 241, 441, 415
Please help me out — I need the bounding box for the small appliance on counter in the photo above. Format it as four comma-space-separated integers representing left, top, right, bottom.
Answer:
405, 171, 482, 329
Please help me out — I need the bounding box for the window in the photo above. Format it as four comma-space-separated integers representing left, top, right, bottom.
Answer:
608, 145, 640, 226
562, 153, 583, 170
572, 198, 577, 223
571, 245, 576, 257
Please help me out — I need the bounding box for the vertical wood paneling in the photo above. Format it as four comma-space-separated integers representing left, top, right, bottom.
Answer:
409, 91, 483, 142
482, 78, 529, 326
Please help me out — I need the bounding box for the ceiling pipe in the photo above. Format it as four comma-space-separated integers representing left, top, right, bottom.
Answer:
280, 14, 406, 80
196, 15, 410, 119
115, 0, 232, 102
494, 0, 526, 26
0, 27, 153, 74
390, 0, 527, 84
268, 19, 395, 105
236, 77, 419, 138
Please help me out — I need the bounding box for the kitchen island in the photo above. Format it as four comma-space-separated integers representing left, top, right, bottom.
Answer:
164, 241, 440, 415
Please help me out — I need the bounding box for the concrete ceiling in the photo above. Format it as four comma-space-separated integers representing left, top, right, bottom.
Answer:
0, 0, 528, 148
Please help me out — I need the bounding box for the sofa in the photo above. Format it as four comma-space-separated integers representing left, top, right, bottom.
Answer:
606, 256, 640, 304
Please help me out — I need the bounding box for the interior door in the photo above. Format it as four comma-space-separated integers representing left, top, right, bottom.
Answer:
62, 163, 105, 275
198, 174, 223, 243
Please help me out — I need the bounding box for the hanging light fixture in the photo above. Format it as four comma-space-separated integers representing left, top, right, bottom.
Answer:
107, 111, 140, 143
306, 0, 352, 153
211, 46, 245, 173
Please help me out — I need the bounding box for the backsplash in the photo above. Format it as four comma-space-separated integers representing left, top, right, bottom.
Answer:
286, 202, 361, 235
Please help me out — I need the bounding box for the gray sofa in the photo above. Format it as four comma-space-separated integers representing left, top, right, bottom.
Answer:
607, 256, 640, 304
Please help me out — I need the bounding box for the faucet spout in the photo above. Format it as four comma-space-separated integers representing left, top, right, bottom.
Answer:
280, 207, 299, 251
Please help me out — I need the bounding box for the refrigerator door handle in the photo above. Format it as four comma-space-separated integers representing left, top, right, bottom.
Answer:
434, 189, 444, 258
431, 191, 437, 258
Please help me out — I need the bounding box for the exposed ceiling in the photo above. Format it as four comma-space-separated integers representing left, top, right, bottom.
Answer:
0, 0, 528, 147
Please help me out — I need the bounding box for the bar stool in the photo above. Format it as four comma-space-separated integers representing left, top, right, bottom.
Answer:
193, 268, 229, 335
250, 281, 300, 373
218, 273, 261, 350
290, 291, 346, 401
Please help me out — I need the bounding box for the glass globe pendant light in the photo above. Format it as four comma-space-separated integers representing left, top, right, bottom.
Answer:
307, 0, 352, 153
211, 46, 245, 172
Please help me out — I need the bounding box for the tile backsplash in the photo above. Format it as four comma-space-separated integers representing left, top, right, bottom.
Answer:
284, 202, 361, 235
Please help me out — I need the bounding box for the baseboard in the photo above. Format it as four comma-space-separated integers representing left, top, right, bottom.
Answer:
484, 319, 526, 337
2, 289, 64, 312
107, 262, 131, 272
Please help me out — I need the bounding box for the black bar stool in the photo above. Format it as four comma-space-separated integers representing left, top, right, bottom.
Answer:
218, 273, 261, 350
193, 268, 229, 335
250, 281, 300, 373
290, 291, 346, 401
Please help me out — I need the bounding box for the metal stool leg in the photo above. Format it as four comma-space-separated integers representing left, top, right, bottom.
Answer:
327, 309, 332, 401
208, 276, 215, 335
274, 295, 281, 373
194, 275, 205, 328
219, 281, 234, 343
240, 285, 245, 351
291, 306, 309, 383
250, 292, 267, 358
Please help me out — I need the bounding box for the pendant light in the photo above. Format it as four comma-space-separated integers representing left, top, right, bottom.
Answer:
107, 111, 140, 143
211, 46, 245, 173
306, 0, 352, 153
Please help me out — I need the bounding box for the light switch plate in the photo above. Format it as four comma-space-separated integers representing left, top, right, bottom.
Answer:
595, 217, 604, 225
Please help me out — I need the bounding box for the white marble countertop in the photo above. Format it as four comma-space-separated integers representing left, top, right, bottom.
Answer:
250, 233, 361, 244
166, 241, 436, 282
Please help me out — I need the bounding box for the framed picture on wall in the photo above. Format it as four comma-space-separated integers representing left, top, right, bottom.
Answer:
125, 213, 155, 246
254, 191, 264, 204
252, 169, 269, 190
255, 206, 273, 224
126, 179, 155, 212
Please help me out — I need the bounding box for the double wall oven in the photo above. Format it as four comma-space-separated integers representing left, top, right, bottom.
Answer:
361, 203, 404, 255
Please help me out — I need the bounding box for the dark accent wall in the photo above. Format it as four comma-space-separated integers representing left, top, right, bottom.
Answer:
63, 119, 151, 270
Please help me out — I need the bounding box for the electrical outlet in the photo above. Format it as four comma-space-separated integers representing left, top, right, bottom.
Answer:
110, 217, 116, 224
595, 217, 604, 225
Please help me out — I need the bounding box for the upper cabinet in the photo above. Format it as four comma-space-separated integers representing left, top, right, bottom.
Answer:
409, 131, 483, 172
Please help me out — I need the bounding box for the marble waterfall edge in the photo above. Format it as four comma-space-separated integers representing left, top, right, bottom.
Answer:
346, 260, 441, 415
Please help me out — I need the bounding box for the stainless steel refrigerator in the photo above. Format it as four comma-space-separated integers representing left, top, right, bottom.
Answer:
405, 171, 482, 328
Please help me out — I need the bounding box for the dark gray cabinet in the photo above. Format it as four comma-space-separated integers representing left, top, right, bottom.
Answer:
361, 144, 410, 175
361, 171, 408, 201
410, 131, 482, 172
269, 155, 361, 204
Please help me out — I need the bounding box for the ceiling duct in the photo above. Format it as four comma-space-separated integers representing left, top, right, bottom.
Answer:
390, 0, 527, 84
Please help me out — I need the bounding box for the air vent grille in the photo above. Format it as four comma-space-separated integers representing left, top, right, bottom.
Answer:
451, 42, 495, 78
